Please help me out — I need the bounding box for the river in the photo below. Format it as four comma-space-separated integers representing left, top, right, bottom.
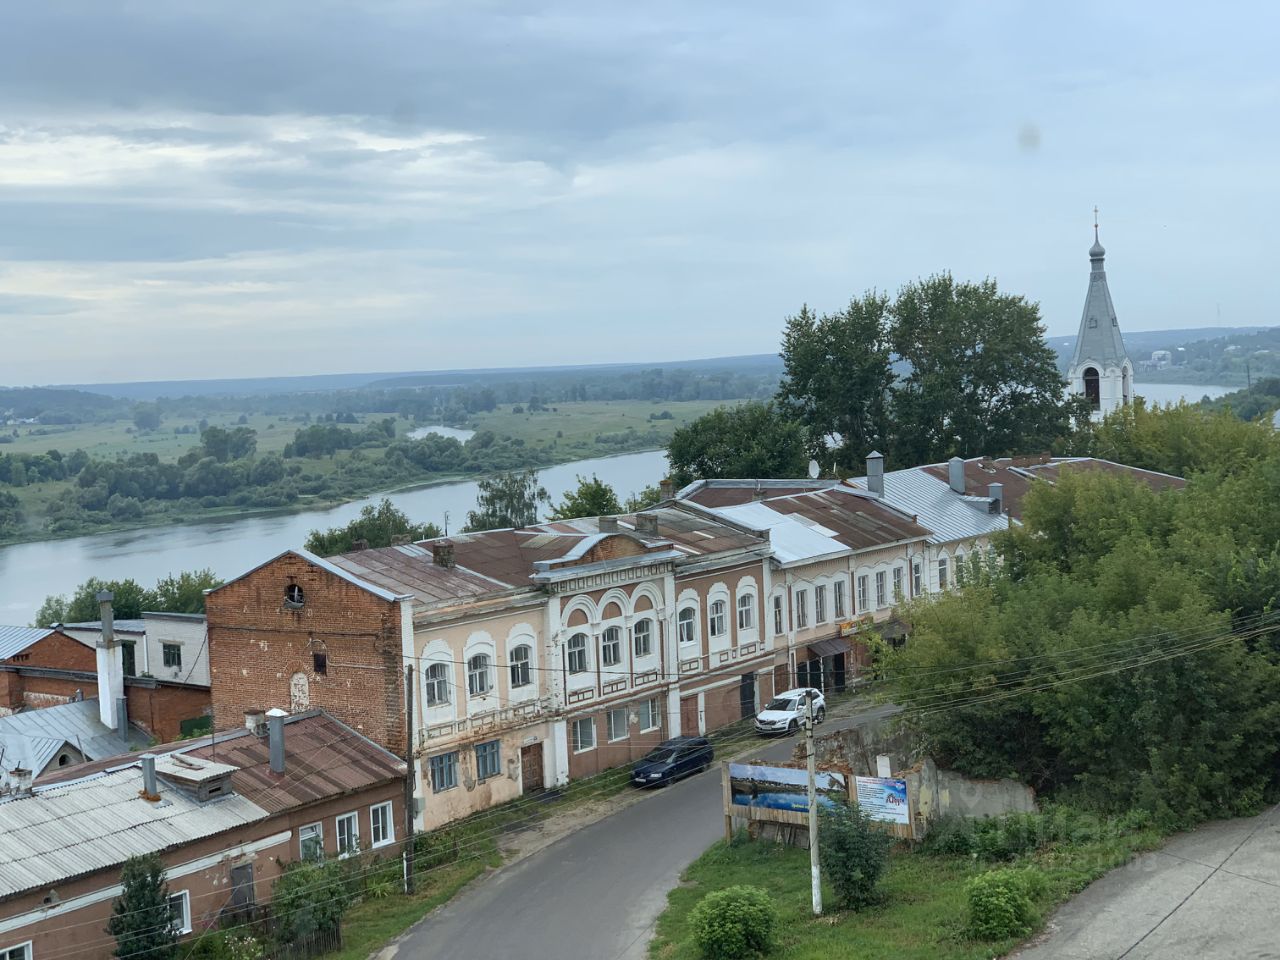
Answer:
0, 385, 1235, 624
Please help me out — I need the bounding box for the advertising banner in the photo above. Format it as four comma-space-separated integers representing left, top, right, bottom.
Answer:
854, 776, 910, 824
728, 762, 847, 814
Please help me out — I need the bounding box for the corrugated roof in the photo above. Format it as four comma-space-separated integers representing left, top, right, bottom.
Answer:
764, 488, 932, 551
328, 543, 505, 605
0, 699, 144, 778
680, 479, 838, 508
0, 625, 55, 660
715, 502, 847, 566
846, 466, 1008, 544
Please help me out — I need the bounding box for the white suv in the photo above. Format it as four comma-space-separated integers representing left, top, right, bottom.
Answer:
754, 687, 826, 735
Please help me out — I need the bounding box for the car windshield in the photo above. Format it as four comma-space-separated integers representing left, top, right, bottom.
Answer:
764, 698, 796, 712
642, 748, 678, 763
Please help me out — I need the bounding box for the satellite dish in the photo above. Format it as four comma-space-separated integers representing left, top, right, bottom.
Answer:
807, 460, 820, 479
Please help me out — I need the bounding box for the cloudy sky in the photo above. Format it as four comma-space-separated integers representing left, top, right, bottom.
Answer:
1, 1, 1276, 386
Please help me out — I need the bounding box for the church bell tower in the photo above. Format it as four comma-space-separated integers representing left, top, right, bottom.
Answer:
1067, 211, 1133, 415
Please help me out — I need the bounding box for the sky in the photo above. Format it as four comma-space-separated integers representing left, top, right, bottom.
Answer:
1, 1, 1277, 386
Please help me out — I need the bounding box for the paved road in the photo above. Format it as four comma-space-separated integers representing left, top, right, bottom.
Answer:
390, 702, 897, 960
1013, 804, 1280, 960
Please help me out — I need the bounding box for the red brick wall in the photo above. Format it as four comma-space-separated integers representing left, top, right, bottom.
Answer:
207, 554, 406, 754
1, 629, 98, 671
126, 683, 212, 742
565, 696, 670, 780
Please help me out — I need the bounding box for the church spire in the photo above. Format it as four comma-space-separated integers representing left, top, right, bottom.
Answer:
1067, 212, 1133, 414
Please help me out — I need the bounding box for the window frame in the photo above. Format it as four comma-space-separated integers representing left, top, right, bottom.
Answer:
795, 589, 808, 629
509, 644, 532, 688
370, 801, 395, 849
736, 593, 755, 631
567, 632, 589, 673
892, 566, 904, 602
466, 653, 492, 698
639, 697, 662, 732
424, 662, 450, 706
875, 570, 887, 608
708, 599, 727, 638
0, 943, 32, 960
430, 751, 459, 793
162, 643, 182, 669
606, 707, 629, 742
814, 584, 827, 623
167, 890, 192, 935
833, 579, 847, 620
632, 617, 653, 658
912, 560, 923, 596
772, 594, 785, 635
601, 625, 622, 667
856, 575, 869, 612
677, 607, 697, 645
938, 557, 949, 589
335, 811, 360, 858
475, 739, 501, 781
571, 717, 596, 753
298, 821, 324, 862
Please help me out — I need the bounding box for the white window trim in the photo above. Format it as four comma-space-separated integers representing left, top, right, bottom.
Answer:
168, 890, 192, 935
834, 579, 847, 620
736, 592, 755, 631
0, 943, 32, 960
336, 811, 360, 859
298, 822, 324, 860
369, 801, 395, 849
601, 625, 623, 667
567, 631, 590, 673
572, 718, 596, 753
677, 607, 698, 645
606, 707, 629, 742
772, 593, 785, 635
632, 617, 654, 658
640, 698, 661, 732
814, 584, 828, 624
795, 588, 808, 629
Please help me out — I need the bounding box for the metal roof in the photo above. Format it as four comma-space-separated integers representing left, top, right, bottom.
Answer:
0, 699, 144, 777
763, 488, 932, 551
328, 543, 506, 604
1069, 232, 1131, 370
0, 626, 55, 660
62, 619, 147, 635
678, 479, 838, 508
714, 502, 847, 566
846, 466, 1009, 545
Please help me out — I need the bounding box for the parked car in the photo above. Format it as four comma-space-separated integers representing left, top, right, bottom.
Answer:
631, 736, 714, 787
754, 687, 826, 735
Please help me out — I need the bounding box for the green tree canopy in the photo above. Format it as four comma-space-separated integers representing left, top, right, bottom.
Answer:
304, 499, 442, 556
33, 569, 223, 626
623, 483, 663, 512
666, 402, 808, 487
107, 853, 177, 960
0, 490, 22, 538
548, 474, 623, 520
463, 469, 550, 531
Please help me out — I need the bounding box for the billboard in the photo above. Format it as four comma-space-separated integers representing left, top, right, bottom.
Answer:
854, 776, 910, 824
728, 762, 848, 814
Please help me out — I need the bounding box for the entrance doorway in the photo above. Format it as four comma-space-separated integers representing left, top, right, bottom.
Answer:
520, 743, 544, 793
738, 673, 756, 719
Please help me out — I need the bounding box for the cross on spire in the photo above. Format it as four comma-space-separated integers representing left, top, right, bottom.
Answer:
1093, 205, 1099, 242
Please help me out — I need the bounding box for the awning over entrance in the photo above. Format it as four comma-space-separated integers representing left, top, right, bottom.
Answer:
806, 636, 850, 659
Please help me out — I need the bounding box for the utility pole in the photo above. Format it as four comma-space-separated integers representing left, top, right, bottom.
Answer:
403, 663, 416, 894
805, 694, 822, 916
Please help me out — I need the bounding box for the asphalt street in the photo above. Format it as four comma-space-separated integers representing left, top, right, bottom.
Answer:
388, 701, 898, 960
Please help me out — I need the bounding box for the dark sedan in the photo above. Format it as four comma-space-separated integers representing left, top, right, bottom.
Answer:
631, 736, 714, 787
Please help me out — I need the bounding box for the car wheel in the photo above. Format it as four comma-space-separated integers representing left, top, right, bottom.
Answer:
816, 707, 826, 723
788, 719, 799, 734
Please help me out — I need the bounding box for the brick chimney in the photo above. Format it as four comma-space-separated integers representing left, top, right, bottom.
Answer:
598, 516, 618, 534
351, 538, 369, 552
635, 513, 660, 536
659, 478, 674, 500
432, 539, 456, 569
95, 591, 125, 731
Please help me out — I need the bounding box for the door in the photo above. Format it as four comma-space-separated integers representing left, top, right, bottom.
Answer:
832, 652, 847, 692
520, 743, 544, 793
229, 862, 255, 910
738, 672, 756, 720
681, 695, 699, 736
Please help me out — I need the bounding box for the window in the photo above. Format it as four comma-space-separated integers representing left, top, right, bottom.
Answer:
912, 560, 923, 596
938, 557, 949, 589
892, 567, 904, 602
336, 811, 360, 857
737, 593, 754, 631
857, 575, 869, 612
772, 594, 784, 635
606, 707, 629, 742
467, 653, 492, 697
678, 608, 696, 645
370, 801, 394, 848
424, 662, 450, 706
284, 583, 305, 608
567, 632, 588, 673
167, 890, 192, 935
633, 618, 653, 658
509, 645, 531, 688
571, 717, 595, 752
601, 626, 622, 667
955, 551, 966, 584
430, 752, 458, 793
814, 585, 827, 623
795, 590, 808, 629
475, 740, 501, 780
122, 642, 136, 677
162, 643, 182, 669
834, 579, 847, 619
312, 652, 327, 675
639, 697, 662, 731
875, 571, 887, 608
709, 600, 727, 637
0, 944, 31, 960
299, 822, 324, 861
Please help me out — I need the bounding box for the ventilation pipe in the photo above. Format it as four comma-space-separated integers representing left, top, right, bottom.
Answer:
140, 754, 159, 800
244, 708, 267, 735
866, 451, 885, 498
267, 709, 287, 774
9, 767, 33, 796
635, 514, 659, 536
598, 516, 618, 534
988, 482, 1004, 515
948, 457, 966, 495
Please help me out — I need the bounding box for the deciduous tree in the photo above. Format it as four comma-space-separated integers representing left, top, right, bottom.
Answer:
463, 469, 549, 531
305, 499, 442, 556
549, 474, 622, 520
107, 854, 177, 960
666, 402, 808, 487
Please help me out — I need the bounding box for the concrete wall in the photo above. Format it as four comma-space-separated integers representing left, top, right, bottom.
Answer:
907, 758, 1037, 822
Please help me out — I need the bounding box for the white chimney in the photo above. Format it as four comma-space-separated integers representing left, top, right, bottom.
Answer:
988, 482, 1004, 515
948, 457, 966, 495
95, 591, 125, 730
9, 767, 33, 796
866, 451, 885, 498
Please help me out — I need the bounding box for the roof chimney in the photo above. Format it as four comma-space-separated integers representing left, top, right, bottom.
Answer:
988, 482, 1004, 515
244, 708, 267, 735
95, 591, 125, 730
659, 478, 674, 500
140, 754, 159, 800
598, 516, 618, 534
116, 697, 129, 739
267, 710, 287, 774
9, 767, 33, 796
432, 539, 456, 569
866, 451, 885, 498
751, 485, 767, 502
948, 457, 966, 495
351, 538, 369, 552
635, 513, 659, 536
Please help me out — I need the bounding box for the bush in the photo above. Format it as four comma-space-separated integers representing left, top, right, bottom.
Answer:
920, 814, 975, 856
818, 800, 893, 909
688, 885, 776, 960
965, 868, 1039, 940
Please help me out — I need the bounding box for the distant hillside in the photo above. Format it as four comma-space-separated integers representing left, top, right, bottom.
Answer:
1051, 326, 1276, 385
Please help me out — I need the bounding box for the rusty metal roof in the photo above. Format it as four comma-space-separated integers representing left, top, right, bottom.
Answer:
679, 479, 838, 508
762, 487, 932, 551
327, 543, 506, 604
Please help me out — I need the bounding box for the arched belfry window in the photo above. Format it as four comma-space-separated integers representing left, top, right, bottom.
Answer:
1083, 367, 1100, 410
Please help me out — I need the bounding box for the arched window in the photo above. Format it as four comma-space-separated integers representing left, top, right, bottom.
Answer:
1083, 367, 1100, 409
737, 593, 754, 630
424, 663, 450, 706
467, 654, 492, 697
509, 645, 531, 688
601, 626, 622, 667
678, 607, 696, 644
567, 632, 588, 673
709, 600, 727, 637
633, 618, 653, 658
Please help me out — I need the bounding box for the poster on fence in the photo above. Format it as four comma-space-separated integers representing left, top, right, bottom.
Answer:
728, 762, 847, 814
854, 776, 910, 824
